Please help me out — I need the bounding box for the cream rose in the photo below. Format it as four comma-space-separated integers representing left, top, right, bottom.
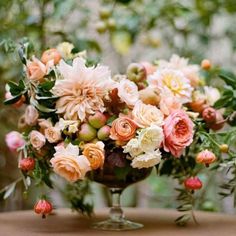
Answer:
138, 125, 164, 152
29, 130, 46, 150
56, 42, 74, 59
83, 141, 105, 170
24, 105, 39, 126
131, 150, 162, 169
50, 143, 91, 182
117, 79, 139, 107
45, 127, 61, 143
123, 138, 142, 158
38, 119, 53, 134
204, 86, 220, 106
132, 100, 164, 128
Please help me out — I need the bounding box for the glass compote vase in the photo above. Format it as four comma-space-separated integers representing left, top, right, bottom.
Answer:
87, 147, 152, 231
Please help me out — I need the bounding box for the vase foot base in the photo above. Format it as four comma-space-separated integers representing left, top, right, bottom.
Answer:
91, 219, 143, 231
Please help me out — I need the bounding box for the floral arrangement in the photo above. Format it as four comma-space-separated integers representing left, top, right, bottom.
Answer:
2, 41, 236, 225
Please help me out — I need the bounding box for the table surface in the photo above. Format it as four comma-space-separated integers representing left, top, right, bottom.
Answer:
0, 208, 236, 236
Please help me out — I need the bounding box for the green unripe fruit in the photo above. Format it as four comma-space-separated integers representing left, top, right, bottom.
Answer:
107, 18, 116, 30
97, 125, 111, 141
88, 111, 107, 129
95, 21, 107, 34
78, 123, 97, 142
99, 7, 112, 19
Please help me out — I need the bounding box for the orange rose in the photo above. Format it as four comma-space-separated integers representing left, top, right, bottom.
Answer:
26, 56, 47, 82
110, 117, 136, 142
83, 141, 105, 170
41, 48, 61, 65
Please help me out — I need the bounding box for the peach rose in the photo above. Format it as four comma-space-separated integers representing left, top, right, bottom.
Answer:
5, 131, 25, 152
38, 119, 53, 134
110, 117, 137, 142
117, 79, 139, 107
24, 105, 39, 126
163, 110, 194, 157
26, 56, 47, 82
83, 141, 105, 170
50, 143, 91, 182
44, 127, 61, 143
29, 130, 46, 150
132, 100, 163, 128
41, 48, 61, 65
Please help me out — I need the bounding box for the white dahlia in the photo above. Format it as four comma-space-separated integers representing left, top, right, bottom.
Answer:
53, 58, 115, 121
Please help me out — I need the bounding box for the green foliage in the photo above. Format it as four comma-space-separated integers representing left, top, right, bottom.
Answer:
65, 180, 93, 216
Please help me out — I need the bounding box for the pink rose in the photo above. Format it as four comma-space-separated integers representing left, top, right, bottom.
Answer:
24, 105, 39, 126
163, 110, 194, 157
5, 131, 25, 152
29, 130, 46, 150
159, 94, 182, 116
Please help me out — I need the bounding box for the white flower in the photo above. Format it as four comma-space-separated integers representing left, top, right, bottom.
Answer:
158, 54, 200, 87
117, 79, 139, 107
57, 42, 74, 60
148, 69, 193, 104
132, 100, 164, 128
138, 125, 164, 152
123, 138, 143, 158
204, 86, 220, 106
131, 150, 162, 169
58, 118, 79, 134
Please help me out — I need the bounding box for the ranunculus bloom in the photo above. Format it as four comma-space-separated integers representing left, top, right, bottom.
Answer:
83, 141, 105, 170
50, 143, 91, 182
44, 127, 61, 143
26, 56, 47, 82
5, 131, 25, 152
24, 105, 39, 126
110, 117, 137, 142
117, 79, 139, 107
29, 130, 46, 150
131, 150, 162, 169
196, 149, 216, 166
163, 110, 194, 157
132, 100, 163, 128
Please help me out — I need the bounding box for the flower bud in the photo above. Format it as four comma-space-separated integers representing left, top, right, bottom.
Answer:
220, 144, 229, 153
41, 48, 61, 65
127, 63, 147, 83
196, 150, 216, 167
201, 59, 211, 70
188, 100, 208, 113
88, 111, 107, 129
208, 110, 225, 131
78, 123, 97, 141
34, 199, 53, 219
19, 157, 35, 171
97, 125, 111, 140
184, 177, 202, 192
202, 107, 216, 123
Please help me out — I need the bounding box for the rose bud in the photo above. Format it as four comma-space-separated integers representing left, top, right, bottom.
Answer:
78, 123, 97, 141
196, 150, 216, 167
220, 144, 229, 153
127, 63, 147, 83
5, 92, 25, 108
201, 59, 211, 70
208, 110, 225, 131
188, 100, 208, 113
34, 199, 53, 219
97, 125, 111, 141
19, 157, 35, 171
41, 48, 61, 65
88, 111, 107, 129
202, 107, 216, 123
184, 177, 202, 193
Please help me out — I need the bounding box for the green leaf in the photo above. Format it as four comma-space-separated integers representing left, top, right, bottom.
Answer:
219, 69, 236, 89
38, 80, 55, 91
4, 94, 22, 105
3, 182, 16, 200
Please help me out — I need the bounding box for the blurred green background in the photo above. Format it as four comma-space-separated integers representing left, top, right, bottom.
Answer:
0, 0, 236, 213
